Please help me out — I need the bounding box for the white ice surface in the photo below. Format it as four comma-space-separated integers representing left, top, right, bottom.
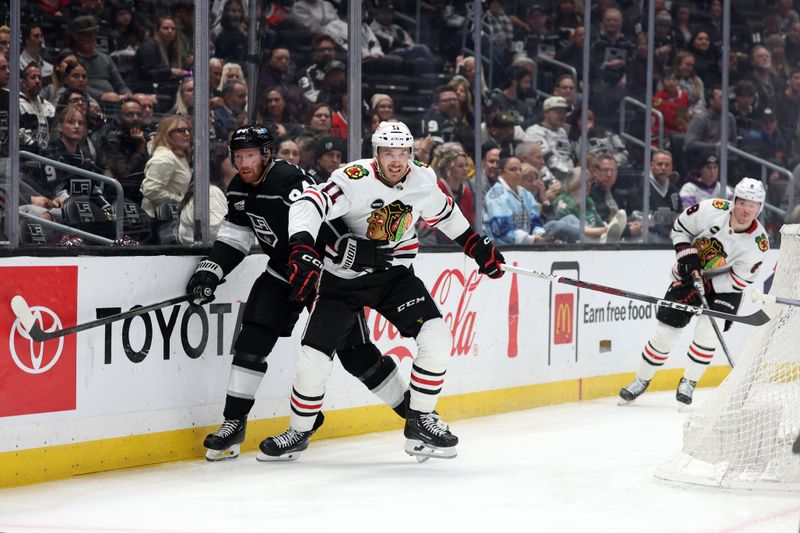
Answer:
1, 390, 799, 533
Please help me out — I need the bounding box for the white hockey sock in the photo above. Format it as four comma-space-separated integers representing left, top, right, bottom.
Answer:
410, 318, 451, 413
290, 345, 334, 432
637, 322, 682, 381
684, 317, 718, 382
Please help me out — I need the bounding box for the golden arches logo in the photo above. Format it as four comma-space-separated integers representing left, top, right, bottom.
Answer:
553, 293, 573, 344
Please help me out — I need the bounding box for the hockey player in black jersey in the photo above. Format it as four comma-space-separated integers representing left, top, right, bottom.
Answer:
186, 126, 413, 461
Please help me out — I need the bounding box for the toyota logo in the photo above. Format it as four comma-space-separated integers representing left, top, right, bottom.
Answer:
9, 305, 64, 374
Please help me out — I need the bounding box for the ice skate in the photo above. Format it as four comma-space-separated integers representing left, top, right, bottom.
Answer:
203, 417, 247, 462
619, 376, 651, 404
403, 409, 458, 462
256, 412, 325, 462
676, 377, 697, 405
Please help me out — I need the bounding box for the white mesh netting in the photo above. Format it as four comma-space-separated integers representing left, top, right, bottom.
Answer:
654, 224, 800, 492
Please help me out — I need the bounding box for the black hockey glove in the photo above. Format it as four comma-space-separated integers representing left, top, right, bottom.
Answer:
287, 243, 323, 303
675, 245, 702, 283
335, 237, 393, 271
463, 232, 505, 279
187, 259, 224, 306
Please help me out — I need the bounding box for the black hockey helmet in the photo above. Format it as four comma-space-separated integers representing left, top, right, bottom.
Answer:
229, 125, 274, 161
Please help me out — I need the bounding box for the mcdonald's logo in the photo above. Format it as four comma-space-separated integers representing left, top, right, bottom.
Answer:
553, 293, 574, 345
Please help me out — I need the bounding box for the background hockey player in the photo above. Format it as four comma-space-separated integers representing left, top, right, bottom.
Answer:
259, 121, 506, 462
620, 178, 769, 405
186, 125, 415, 461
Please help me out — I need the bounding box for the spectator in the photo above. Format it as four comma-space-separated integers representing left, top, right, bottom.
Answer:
435, 146, 475, 227
60, 61, 93, 103
209, 57, 223, 100
749, 45, 784, 112
448, 76, 474, 127
96, 98, 149, 203
70, 15, 132, 104
305, 135, 343, 183
178, 142, 231, 245
742, 108, 789, 174
325, 2, 384, 60
20, 23, 53, 80
413, 135, 433, 165
556, 25, 585, 81
628, 31, 664, 101
291, 0, 339, 34
109, 1, 145, 53
775, 67, 800, 152
0, 26, 10, 60
171, 0, 195, 60
523, 96, 573, 181
674, 51, 706, 118
257, 87, 298, 139
731, 80, 761, 136
589, 8, 634, 127
256, 47, 302, 113
455, 55, 489, 103
276, 138, 300, 166
141, 115, 192, 218
489, 66, 537, 129
553, 0, 582, 32
216, 62, 245, 93
568, 108, 629, 167
653, 10, 677, 67
653, 69, 690, 138
766, 34, 790, 81
169, 78, 194, 115
554, 168, 624, 243
552, 74, 578, 113
679, 154, 733, 209
483, 0, 515, 87
370, 93, 394, 123
684, 86, 737, 166
422, 85, 471, 146
519, 4, 560, 60
214, 0, 248, 63
688, 30, 718, 86
132, 16, 188, 105
19, 63, 56, 153
301, 102, 333, 139
298, 34, 337, 106
479, 141, 502, 197
643, 149, 681, 242
589, 153, 622, 222
316, 60, 347, 107
42, 49, 79, 104
672, 2, 693, 50
370, 0, 433, 61
484, 156, 547, 245
786, 20, 800, 67
213, 80, 248, 140
132, 93, 158, 134
485, 112, 517, 157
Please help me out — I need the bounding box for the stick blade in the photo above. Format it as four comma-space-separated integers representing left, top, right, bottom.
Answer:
11, 295, 36, 332
743, 309, 771, 326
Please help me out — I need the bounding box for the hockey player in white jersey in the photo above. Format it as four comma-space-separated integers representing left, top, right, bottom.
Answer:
258, 121, 506, 462
620, 178, 769, 405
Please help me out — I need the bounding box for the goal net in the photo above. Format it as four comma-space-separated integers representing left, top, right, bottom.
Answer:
654, 224, 800, 492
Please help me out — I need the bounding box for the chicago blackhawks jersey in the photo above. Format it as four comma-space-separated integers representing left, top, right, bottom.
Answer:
671, 198, 769, 294
289, 158, 472, 279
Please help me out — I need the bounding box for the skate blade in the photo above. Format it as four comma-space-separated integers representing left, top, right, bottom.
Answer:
617, 397, 636, 406
205, 444, 240, 462
255, 451, 302, 462
404, 439, 457, 461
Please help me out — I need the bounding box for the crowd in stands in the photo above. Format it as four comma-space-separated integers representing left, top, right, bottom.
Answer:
1, 0, 799, 247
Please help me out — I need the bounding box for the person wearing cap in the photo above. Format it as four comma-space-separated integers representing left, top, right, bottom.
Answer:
370, 93, 394, 122
742, 107, 788, 176
316, 60, 347, 105
679, 153, 733, 209
519, 4, 560, 60
370, 0, 433, 61
653, 10, 677, 65
298, 34, 337, 105
306, 136, 344, 183
486, 112, 517, 157
522, 95, 574, 180
69, 15, 131, 103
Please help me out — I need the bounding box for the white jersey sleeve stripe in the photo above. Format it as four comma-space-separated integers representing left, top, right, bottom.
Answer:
216, 220, 254, 254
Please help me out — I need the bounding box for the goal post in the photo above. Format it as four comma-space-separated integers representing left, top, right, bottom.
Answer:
655, 224, 800, 492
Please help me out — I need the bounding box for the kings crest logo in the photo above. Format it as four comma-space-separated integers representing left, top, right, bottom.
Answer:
247, 213, 278, 247
234, 200, 245, 211
712, 199, 730, 210
367, 200, 413, 241
756, 233, 769, 252
344, 164, 368, 180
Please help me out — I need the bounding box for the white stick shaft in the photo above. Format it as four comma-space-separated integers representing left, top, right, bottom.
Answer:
754, 290, 800, 307
10, 295, 36, 332
502, 264, 558, 282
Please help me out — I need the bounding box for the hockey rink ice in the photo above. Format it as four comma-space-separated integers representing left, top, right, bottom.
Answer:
1, 390, 798, 533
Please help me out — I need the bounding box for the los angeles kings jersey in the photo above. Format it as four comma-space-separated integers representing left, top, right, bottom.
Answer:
671, 198, 770, 294
215, 159, 348, 282
289, 158, 472, 279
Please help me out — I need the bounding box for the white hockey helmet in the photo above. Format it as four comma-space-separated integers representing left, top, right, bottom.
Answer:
372, 120, 415, 159
733, 177, 766, 212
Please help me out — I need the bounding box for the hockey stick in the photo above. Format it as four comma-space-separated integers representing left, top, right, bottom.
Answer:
10, 294, 194, 342
692, 272, 734, 367
502, 264, 770, 326
751, 290, 800, 307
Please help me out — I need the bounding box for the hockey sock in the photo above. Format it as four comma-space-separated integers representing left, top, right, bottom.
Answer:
638, 322, 682, 381
339, 343, 408, 418
684, 317, 718, 382
290, 345, 334, 432
223, 351, 268, 420
410, 318, 451, 413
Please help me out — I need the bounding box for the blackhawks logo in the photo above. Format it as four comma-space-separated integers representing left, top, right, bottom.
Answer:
412, 159, 429, 168
712, 199, 730, 210
344, 164, 368, 179
367, 199, 413, 241
756, 233, 769, 252
694, 237, 727, 270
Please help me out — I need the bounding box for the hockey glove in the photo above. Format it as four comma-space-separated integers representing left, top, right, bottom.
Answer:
675, 245, 702, 282
463, 232, 505, 279
335, 237, 393, 271
187, 259, 224, 305
287, 243, 323, 303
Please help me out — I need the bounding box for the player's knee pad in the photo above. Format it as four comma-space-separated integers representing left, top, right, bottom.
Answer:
650, 321, 682, 354
233, 322, 279, 363
338, 342, 386, 381
414, 317, 451, 373
294, 344, 335, 397
692, 317, 719, 352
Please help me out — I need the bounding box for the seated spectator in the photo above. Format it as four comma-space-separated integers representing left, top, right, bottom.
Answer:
370, 93, 394, 123
484, 157, 547, 245
523, 96, 574, 181
257, 87, 300, 139
298, 34, 337, 106
519, 162, 579, 243
653, 10, 677, 67
552, 74, 578, 114
58, 61, 93, 105
69, 15, 132, 104
213, 0, 248, 63
325, 2, 384, 60
455, 55, 489, 104
518, 4, 560, 60
554, 168, 625, 243
213, 80, 248, 140
370, 0, 433, 61
775, 67, 800, 152
627, 32, 663, 101
216, 62, 245, 93
489, 66, 537, 129
305, 136, 343, 183
553, 0, 582, 32
516, 141, 557, 185
422, 85, 472, 146
109, 1, 145, 53
749, 45, 784, 112
42, 48, 79, 104
485, 112, 517, 158
435, 146, 475, 227
589, 154, 623, 223
133, 93, 159, 135
178, 142, 232, 245
679, 154, 733, 209
132, 16, 189, 106
589, 8, 633, 129
684, 86, 737, 166
316, 60, 347, 107
483, 0, 515, 88
291, 0, 339, 34
209, 57, 224, 102
674, 51, 706, 117
741, 108, 789, 177
256, 47, 303, 113
301, 102, 333, 139
20, 23, 53, 80
556, 25, 585, 81
653, 69, 690, 138
766, 34, 790, 81
479, 141, 502, 197
645, 149, 681, 242
329, 91, 348, 140
19, 63, 56, 153
672, 2, 693, 49
169, 78, 193, 115
688, 30, 718, 87
276, 138, 301, 166
731, 80, 761, 137
141, 115, 192, 219
568, 108, 629, 167
96, 98, 149, 203
786, 20, 800, 67
448, 76, 474, 127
